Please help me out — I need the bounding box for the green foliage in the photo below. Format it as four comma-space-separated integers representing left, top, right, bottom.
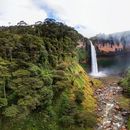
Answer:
75, 90, 84, 104
56, 62, 68, 70
40, 87, 53, 106
58, 92, 96, 129
119, 69, 130, 129
74, 111, 97, 128
0, 18, 96, 130
59, 115, 75, 128
58, 93, 77, 128
3, 105, 19, 117
12, 69, 31, 77
119, 70, 130, 97
0, 98, 8, 107
128, 117, 130, 130
76, 48, 87, 63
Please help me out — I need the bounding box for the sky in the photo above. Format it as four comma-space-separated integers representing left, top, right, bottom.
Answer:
0, 0, 130, 37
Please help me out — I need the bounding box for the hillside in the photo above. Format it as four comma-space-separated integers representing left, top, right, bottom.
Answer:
0, 18, 101, 130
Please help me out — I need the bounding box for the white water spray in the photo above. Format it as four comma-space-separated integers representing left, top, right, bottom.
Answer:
90, 41, 106, 77
90, 41, 98, 76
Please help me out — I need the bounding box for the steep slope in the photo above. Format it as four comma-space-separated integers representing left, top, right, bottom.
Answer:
0, 18, 101, 130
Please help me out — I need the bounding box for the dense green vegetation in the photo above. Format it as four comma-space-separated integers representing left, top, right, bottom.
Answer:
119, 69, 130, 130
119, 70, 130, 97
76, 47, 89, 70
0, 18, 99, 130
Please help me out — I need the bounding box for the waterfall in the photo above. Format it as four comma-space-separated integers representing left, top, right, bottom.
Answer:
90, 41, 99, 76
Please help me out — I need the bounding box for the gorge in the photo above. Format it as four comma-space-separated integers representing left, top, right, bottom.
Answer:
90, 38, 129, 130
76, 30, 130, 129
0, 19, 130, 130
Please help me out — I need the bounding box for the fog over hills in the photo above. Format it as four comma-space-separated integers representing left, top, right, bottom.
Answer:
94, 31, 130, 44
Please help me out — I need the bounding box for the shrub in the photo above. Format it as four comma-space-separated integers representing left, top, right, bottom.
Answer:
0, 98, 8, 107
75, 90, 84, 104
3, 105, 19, 117
74, 111, 97, 128
59, 115, 75, 128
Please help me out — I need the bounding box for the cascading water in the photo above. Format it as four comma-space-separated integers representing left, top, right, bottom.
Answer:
89, 40, 106, 77
90, 41, 99, 76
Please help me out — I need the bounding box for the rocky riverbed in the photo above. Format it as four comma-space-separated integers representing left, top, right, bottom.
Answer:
95, 76, 128, 130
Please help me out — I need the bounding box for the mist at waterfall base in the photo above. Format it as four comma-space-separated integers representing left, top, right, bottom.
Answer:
90, 41, 106, 77
91, 31, 130, 76
89, 41, 130, 77
98, 55, 130, 75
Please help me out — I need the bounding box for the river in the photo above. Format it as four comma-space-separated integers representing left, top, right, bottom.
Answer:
95, 76, 128, 130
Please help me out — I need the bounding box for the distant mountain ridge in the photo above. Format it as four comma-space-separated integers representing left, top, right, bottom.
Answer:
92, 30, 130, 45
90, 31, 130, 55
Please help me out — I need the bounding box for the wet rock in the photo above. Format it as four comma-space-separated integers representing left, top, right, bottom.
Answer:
122, 111, 128, 116
115, 105, 120, 110
97, 108, 102, 111
113, 82, 117, 85
113, 91, 116, 95
103, 122, 112, 129
120, 125, 127, 130
95, 84, 128, 130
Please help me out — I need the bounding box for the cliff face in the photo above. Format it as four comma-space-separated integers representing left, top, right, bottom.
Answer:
96, 43, 123, 53
91, 31, 130, 56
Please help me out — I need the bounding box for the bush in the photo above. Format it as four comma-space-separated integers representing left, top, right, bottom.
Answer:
59, 115, 75, 128
119, 72, 130, 97
75, 90, 84, 104
0, 98, 8, 107
127, 116, 130, 130
3, 105, 19, 117
74, 112, 97, 128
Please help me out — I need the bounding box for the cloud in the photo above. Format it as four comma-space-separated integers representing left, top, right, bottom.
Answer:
0, 0, 47, 26
33, 0, 130, 37
32, 0, 97, 37
32, 0, 66, 22
1, 0, 130, 37
75, 25, 97, 37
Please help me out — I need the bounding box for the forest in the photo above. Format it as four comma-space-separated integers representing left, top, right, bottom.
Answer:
0, 18, 101, 130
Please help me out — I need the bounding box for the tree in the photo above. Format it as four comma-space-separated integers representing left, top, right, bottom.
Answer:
3, 105, 19, 117
17, 21, 28, 26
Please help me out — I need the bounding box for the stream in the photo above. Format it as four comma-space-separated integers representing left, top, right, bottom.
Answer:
95, 77, 128, 130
